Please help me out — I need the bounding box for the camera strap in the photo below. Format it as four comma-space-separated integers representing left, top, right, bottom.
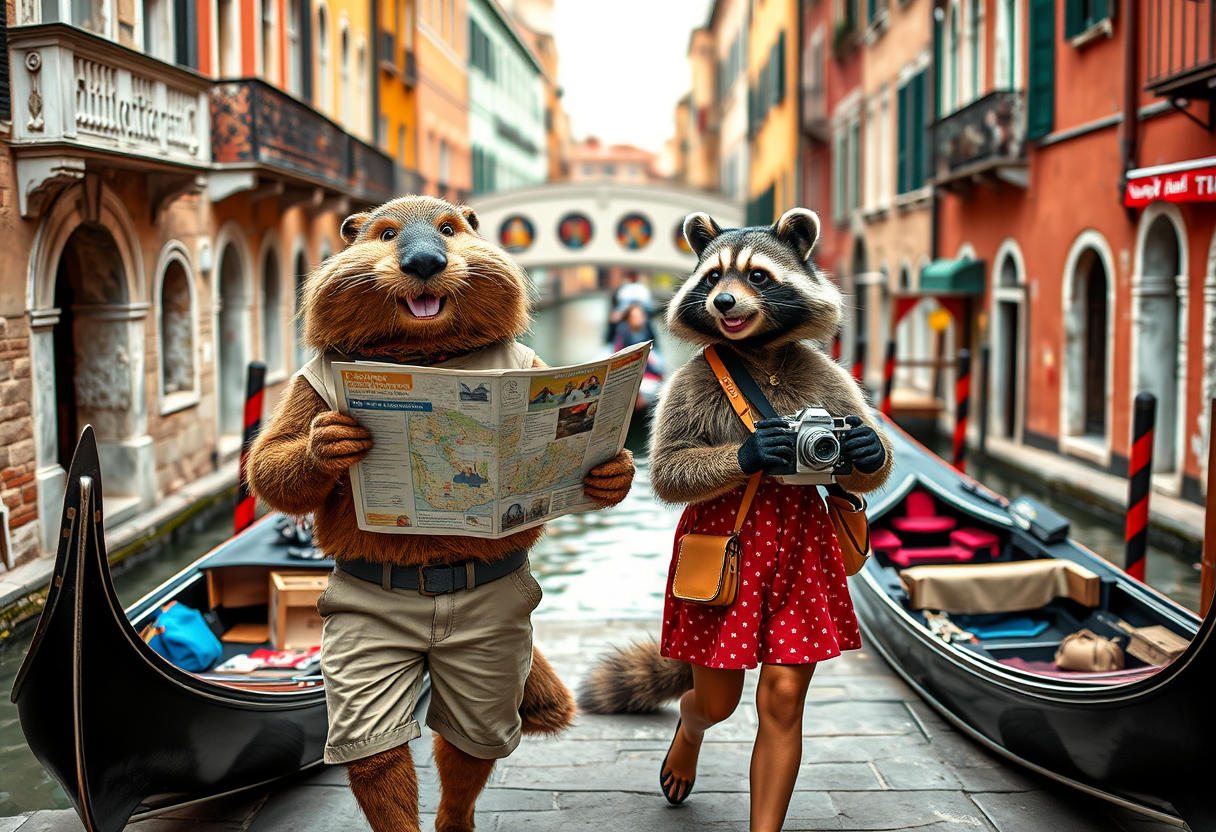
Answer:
710, 346, 780, 422
703, 346, 763, 535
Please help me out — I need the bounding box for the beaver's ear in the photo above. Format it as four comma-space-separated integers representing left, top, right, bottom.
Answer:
340, 212, 372, 245
462, 207, 480, 233
683, 212, 722, 257
773, 208, 820, 262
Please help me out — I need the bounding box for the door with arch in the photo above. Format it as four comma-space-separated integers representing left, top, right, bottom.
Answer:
217, 243, 252, 441
992, 250, 1025, 440
1136, 214, 1185, 476
1064, 247, 1110, 441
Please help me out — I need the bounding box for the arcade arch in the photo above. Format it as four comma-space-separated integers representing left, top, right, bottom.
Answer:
1132, 204, 1188, 483
1061, 230, 1116, 465
991, 238, 1026, 441
214, 222, 254, 447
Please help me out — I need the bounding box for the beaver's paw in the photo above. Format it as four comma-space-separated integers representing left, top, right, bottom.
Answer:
307, 411, 373, 474
583, 449, 634, 507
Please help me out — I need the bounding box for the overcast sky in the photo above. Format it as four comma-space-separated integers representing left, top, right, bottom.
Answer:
552, 0, 715, 153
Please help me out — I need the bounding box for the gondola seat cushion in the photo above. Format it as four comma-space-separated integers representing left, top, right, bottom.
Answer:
950, 528, 1000, 560
890, 490, 958, 535
888, 545, 973, 568
147, 602, 224, 672
871, 528, 902, 557
900, 559, 1101, 615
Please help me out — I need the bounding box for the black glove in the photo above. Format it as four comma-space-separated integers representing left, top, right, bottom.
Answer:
737, 418, 795, 475
840, 415, 886, 474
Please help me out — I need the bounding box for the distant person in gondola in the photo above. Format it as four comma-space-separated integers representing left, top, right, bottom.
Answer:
613, 303, 657, 351
605, 272, 654, 343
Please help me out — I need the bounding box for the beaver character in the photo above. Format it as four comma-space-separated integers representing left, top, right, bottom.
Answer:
246, 195, 635, 832
577, 208, 892, 828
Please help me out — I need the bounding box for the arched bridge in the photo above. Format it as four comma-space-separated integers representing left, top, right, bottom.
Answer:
469, 182, 744, 274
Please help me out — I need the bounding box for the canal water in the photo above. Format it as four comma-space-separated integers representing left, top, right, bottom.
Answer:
0, 293, 1202, 815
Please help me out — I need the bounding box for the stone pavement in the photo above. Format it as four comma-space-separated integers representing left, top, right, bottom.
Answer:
0, 619, 1184, 832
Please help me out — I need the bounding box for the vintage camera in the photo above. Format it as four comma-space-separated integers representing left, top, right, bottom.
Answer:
770, 407, 853, 485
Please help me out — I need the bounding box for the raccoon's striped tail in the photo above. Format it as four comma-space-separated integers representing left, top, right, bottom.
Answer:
576, 639, 694, 714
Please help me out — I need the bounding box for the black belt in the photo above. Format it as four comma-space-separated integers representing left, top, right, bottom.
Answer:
336, 550, 528, 595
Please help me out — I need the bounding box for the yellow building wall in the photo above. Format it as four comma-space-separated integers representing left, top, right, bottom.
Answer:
748, 0, 800, 220
380, 0, 418, 172
315, 0, 374, 139
415, 0, 471, 197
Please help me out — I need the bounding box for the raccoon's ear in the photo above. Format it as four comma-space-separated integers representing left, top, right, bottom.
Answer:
774, 208, 821, 261
340, 212, 372, 245
683, 212, 723, 257
462, 207, 480, 232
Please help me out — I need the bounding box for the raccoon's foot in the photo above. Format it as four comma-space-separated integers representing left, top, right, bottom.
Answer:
307, 411, 373, 476
583, 449, 635, 507
519, 646, 576, 735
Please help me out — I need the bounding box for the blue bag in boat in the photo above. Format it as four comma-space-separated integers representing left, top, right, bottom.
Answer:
145, 602, 223, 672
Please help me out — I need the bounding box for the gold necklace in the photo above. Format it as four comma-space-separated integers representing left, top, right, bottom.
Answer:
766, 346, 790, 387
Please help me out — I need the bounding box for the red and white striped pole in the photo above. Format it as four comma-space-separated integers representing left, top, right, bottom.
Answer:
235, 361, 267, 534
952, 349, 971, 472
853, 335, 867, 384
831, 332, 841, 362
879, 339, 896, 417
1124, 392, 1156, 583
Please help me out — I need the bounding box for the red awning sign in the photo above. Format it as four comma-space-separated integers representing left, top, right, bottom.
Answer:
1124, 165, 1216, 207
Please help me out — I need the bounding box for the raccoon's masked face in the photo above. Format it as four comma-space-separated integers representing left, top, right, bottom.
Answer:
667, 208, 842, 348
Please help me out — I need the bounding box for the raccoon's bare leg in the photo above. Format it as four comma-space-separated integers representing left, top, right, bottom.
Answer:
750, 663, 817, 832
346, 745, 421, 832
433, 735, 496, 832
661, 665, 745, 802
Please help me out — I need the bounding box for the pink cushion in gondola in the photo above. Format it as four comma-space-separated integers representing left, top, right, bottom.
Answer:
891, 515, 958, 534
871, 528, 902, 555
888, 545, 975, 568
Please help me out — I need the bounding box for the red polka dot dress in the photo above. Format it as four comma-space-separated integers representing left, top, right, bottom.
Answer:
661, 477, 862, 669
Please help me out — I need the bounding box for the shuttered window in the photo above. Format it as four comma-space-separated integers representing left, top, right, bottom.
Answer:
896, 70, 927, 194
1064, 0, 1111, 38
747, 184, 776, 226
833, 129, 847, 220
0, 0, 9, 122
1027, 0, 1055, 139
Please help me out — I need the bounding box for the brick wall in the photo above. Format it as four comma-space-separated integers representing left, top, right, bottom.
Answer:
0, 315, 39, 566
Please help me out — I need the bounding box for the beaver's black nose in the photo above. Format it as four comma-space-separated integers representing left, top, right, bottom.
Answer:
399, 246, 447, 281
713, 292, 736, 312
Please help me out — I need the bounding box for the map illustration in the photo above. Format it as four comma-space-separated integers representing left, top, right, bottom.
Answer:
501, 436, 590, 498
409, 412, 497, 512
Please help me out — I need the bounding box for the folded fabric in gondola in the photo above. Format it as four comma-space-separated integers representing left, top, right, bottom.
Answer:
143, 601, 224, 672
900, 559, 1100, 614
953, 613, 1051, 640
996, 657, 1160, 683
1055, 629, 1125, 672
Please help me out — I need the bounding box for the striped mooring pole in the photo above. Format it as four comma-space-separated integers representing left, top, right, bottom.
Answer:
1124, 392, 1156, 583
879, 339, 896, 417
235, 361, 268, 534
852, 335, 867, 384
952, 349, 972, 472
831, 332, 842, 362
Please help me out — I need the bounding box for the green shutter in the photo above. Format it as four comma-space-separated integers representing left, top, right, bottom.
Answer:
911, 71, 926, 189
1028, 0, 1055, 139
851, 121, 861, 211
897, 83, 909, 194
776, 32, 786, 104
934, 16, 943, 118
1063, 0, 1083, 38
868, 0, 876, 24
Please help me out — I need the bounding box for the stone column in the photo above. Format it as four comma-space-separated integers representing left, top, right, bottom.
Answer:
29, 308, 63, 555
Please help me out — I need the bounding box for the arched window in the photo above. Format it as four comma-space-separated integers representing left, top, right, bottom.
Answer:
945, 2, 959, 113
294, 250, 310, 370
995, 0, 1017, 89
341, 24, 352, 127
967, 0, 982, 102
262, 0, 277, 82
158, 253, 199, 411
287, 0, 301, 94
317, 4, 331, 112
262, 246, 284, 375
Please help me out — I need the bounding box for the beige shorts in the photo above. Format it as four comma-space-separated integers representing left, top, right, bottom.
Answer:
316, 560, 543, 764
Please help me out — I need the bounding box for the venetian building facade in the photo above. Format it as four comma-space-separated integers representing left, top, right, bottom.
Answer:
415, 0, 471, 201
0, 0, 391, 566
746, 0, 798, 225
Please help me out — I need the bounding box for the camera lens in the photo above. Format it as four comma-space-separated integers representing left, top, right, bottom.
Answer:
798, 428, 840, 470
813, 435, 839, 462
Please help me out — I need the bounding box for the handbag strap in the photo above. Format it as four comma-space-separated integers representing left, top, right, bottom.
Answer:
704, 346, 763, 535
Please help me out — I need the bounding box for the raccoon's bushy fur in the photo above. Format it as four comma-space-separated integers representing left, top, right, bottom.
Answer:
577, 640, 694, 714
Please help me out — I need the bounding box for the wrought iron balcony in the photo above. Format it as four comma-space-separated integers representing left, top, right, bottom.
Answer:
931, 90, 1028, 189
211, 78, 393, 206
802, 83, 828, 142
1145, 0, 1216, 99
5, 23, 211, 217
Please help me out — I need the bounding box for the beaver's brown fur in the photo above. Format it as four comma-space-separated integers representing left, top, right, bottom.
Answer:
246, 196, 634, 832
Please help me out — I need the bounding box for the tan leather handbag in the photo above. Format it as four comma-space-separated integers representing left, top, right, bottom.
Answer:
671, 348, 763, 606
1055, 629, 1125, 672
827, 490, 871, 577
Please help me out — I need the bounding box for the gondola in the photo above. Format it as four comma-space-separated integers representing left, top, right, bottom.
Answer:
10, 427, 336, 832
855, 419, 1214, 830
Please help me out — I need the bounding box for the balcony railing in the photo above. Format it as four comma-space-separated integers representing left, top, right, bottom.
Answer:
802, 83, 828, 142
931, 90, 1028, 187
1146, 0, 1216, 99
403, 50, 418, 87
211, 79, 393, 205
6, 23, 211, 216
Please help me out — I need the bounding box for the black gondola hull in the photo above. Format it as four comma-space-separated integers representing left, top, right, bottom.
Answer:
852, 426, 1216, 829
11, 428, 330, 832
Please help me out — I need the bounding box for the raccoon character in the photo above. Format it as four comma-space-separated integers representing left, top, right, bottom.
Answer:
578, 208, 892, 716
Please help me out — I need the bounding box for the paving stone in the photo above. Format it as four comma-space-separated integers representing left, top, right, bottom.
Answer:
828, 790, 996, 831
151, 789, 268, 822
801, 735, 933, 765
803, 701, 921, 737
970, 791, 1116, 832
505, 739, 633, 767
870, 757, 963, 791
904, 700, 954, 740
246, 784, 370, 832
0, 817, 31, 832
7, 811, 84, 832
555, 789, 841, 828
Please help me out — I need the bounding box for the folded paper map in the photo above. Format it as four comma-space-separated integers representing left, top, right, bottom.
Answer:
333, 342, 651, 538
